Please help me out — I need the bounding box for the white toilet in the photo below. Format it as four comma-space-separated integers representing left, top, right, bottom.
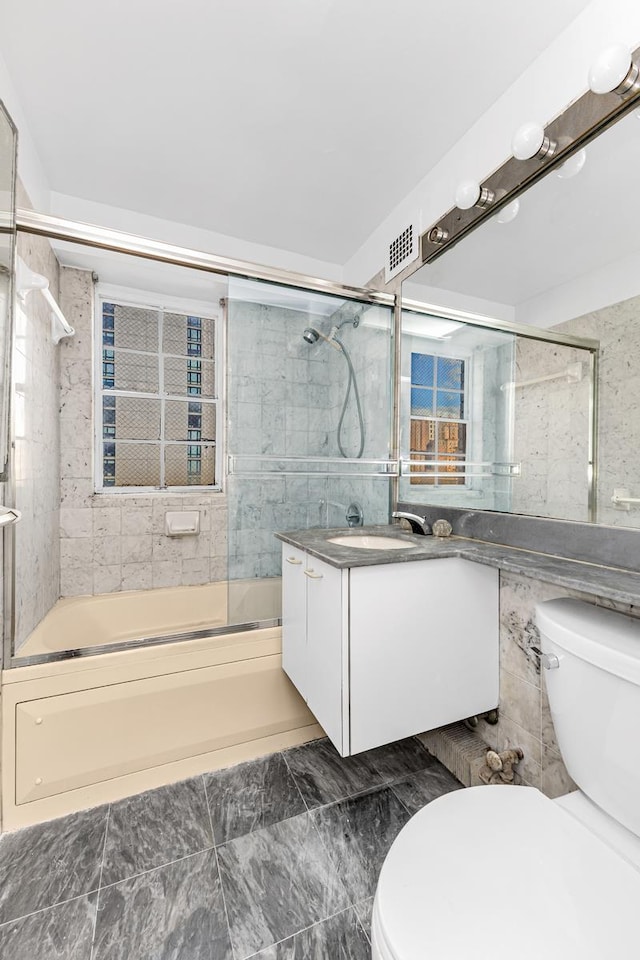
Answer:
372, 598, 640, 959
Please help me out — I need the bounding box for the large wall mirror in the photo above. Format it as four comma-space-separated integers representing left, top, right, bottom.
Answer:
402, 103, 640, 529
0, 101, 16, 479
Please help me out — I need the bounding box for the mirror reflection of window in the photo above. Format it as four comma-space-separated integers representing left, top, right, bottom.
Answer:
409, 352, 467, 485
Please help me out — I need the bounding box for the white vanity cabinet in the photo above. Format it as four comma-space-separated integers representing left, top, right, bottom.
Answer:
281, 544, 499, 757
282, 546, 347, 750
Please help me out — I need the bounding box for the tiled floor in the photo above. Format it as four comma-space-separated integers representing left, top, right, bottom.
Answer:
0, 735, 462, 960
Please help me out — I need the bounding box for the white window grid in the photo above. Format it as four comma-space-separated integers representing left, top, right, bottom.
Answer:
94, 286, 223, 494
408, 352, 470, 486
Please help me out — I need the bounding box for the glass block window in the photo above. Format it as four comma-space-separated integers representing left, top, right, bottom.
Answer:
96, 294, 220, 490
409, 352, 467, 485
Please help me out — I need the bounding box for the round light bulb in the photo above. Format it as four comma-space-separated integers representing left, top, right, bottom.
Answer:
495, 199, 520, 224
455, 180, 481, 210
588, 43, 631, 94
556, 147, 587, 180
512, 122, 545, 160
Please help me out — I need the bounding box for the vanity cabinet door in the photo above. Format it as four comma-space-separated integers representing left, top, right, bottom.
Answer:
348, 557, 499, 754
281, 546, 307, 697
304, 557, 347, 754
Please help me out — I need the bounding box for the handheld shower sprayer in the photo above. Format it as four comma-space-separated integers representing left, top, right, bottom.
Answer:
302, 327, 342, 350
302, 313, 360, 349
301, 316, 365, 458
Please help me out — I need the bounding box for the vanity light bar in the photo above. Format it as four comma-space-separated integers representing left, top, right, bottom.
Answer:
418, 43, 640, 266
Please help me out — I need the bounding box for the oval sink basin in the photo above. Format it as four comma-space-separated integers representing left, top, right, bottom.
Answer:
327, 535, 416, 550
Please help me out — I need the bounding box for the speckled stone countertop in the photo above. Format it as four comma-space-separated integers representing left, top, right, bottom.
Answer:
276, 525, 640, 607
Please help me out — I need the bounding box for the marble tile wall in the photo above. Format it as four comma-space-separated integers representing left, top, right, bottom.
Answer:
475, 571, 640, 798
58, 267, 228, 598
324, 315, 392, 529
555, 293, 640, 528
510, 338, 591, 522
13, 201, 61, 649
226, 300, 393, 579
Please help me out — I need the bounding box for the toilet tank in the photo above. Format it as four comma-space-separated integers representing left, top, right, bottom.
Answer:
536, 598, 640, 838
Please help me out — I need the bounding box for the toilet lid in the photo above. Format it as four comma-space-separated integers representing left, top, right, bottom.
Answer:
375, 786, 640, 960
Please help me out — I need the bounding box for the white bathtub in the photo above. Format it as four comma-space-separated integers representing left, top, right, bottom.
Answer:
2, 579, 320, 832
18, 578, 283, 656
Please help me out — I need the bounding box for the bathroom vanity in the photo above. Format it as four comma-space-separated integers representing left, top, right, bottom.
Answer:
279, 529, 499, 756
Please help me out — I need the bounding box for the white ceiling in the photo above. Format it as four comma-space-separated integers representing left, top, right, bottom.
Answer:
0, 0, 591, 266
408, 108, 640, 314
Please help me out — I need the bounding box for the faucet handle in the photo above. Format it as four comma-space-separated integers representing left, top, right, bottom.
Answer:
346, 502, 364, 527
529, 646, 560, 670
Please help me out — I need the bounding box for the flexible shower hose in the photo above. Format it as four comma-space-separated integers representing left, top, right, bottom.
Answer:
334, 336, 365, 459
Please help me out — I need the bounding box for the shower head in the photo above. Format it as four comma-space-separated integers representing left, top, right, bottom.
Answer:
303, 326, 343, 351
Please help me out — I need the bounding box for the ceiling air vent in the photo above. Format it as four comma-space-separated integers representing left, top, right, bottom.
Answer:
385, 222, 419, 283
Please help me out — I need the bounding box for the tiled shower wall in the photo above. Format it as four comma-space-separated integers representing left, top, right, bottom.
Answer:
474, 571, 640, 798
555, 292, 640, 527
13, 199, 61, 649
58, 267, 228, 598
322, 318, 391, 533
510, 339, 591, 523
226, 300, 392, 579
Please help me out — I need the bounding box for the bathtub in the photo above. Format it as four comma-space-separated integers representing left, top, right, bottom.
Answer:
2, 580, 321, 831
17, 578, 283, 657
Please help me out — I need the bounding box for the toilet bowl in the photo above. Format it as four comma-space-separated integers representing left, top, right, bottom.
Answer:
372, 598, 640, 959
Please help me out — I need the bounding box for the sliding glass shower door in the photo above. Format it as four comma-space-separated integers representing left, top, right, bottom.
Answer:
225, 277, 394, 626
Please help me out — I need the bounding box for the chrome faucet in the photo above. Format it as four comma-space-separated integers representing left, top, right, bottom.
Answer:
391, 511, 431, 535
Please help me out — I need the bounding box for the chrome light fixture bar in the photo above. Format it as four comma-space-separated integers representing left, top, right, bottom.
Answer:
418, 43, 640, 266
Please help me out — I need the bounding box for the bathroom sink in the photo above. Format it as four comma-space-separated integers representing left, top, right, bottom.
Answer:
327, 534, 416, 550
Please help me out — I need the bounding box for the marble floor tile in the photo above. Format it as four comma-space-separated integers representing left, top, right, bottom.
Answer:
354, 897, 374, 943
283, 738, 384, 809
390, 762, 463, 815
204, 753, 306, 844
365, 737, 435, 783
0, 806, 107, 924
217, 811, 349, 959
249, 906, 371, 959
93, 849, 232, 960
311, 787, 410, 903
101, 777, 213, 886
0, 893, 97, 960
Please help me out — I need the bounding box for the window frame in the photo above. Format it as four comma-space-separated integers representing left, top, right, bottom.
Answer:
93, 284, 224, 494
408, 350, 470, 487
